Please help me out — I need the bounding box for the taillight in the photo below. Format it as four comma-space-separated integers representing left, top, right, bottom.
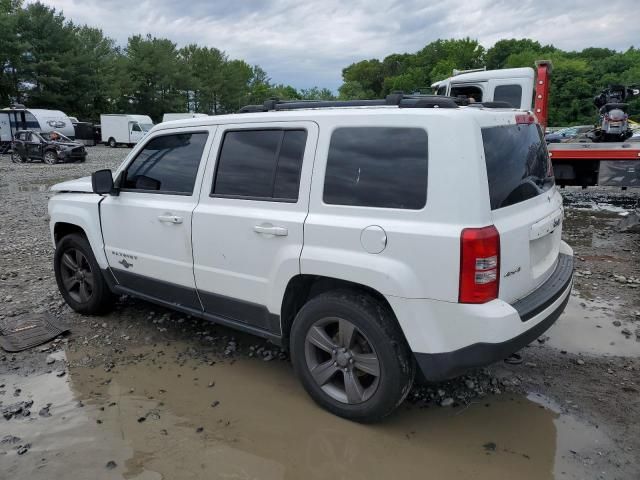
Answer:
459, 226, 500, 304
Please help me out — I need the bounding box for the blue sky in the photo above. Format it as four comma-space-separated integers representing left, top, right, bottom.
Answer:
38, 0, 639, 90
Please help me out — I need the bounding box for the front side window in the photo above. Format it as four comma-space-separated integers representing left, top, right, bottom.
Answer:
493, 84, 523, 108
323, 127, 428, 209
131, 123, 142, 132
122, 132, 208, 194
213, 129, 307, 201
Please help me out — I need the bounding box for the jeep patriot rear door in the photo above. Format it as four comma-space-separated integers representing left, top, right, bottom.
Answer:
192, 122, 318, 335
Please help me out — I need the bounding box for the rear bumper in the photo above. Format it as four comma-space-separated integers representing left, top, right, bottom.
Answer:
412, 252, 573, 382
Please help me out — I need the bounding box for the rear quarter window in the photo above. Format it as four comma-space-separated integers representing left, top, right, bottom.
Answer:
482, 123, 554, 210
323, 127, 428, 209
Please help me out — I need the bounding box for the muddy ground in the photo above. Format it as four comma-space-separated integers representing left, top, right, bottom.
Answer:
0, 147, 639, 479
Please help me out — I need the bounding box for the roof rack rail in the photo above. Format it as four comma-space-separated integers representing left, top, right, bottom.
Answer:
238, 92, 461, 113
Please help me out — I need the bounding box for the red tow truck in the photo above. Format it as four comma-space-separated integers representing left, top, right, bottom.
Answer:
433, 61, 640, 188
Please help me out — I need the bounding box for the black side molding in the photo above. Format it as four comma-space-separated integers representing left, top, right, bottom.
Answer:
100, 268, 283, 345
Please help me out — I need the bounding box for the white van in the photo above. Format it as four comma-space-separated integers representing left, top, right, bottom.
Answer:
432, 67, 534, 109
100, 114, 154, 147
162, 113, 208, 123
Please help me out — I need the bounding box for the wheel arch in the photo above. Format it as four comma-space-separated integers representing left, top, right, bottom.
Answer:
279, 274, 405, 346
49, 196, 108, 268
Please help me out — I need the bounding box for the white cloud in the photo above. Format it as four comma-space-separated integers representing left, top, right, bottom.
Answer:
36, 0, 640, 90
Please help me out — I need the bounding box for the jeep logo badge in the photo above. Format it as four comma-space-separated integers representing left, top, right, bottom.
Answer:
119, 259, 133, 269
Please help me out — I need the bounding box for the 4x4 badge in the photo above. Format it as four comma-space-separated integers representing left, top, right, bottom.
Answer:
119, 259, 133, 269
504, 266, 521, 277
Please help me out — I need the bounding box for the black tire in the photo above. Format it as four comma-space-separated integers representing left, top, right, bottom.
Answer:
54, 233, 114, 315
11, 151, 26, 164
108, 138, 116, 148
290, 290, 414, 422
43, 151, 58, 165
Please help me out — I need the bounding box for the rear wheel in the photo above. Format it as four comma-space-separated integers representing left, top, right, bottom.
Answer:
43, 151, 58, 165
290, 291, 414, 422
11, 151, 26, 164
108, 138, 116, 148
54, 234, 114, 315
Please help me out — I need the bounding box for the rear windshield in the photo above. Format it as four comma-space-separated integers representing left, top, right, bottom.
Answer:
482, 124, 554, 210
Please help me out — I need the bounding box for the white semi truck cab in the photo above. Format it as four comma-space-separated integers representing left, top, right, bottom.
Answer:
432, 67, 535, 109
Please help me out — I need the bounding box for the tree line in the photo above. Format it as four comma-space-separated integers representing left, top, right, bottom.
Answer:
0, 1, 334, 122
339, 38, 640, 125
1, 1, 638, 126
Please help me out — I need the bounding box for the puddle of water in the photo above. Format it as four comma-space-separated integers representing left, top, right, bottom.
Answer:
546, 293, 640, 357
0, 344, 619, 480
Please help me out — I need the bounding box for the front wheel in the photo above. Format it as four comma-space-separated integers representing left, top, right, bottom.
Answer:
54, 234, 114, 315
290, 291, 414, 422
43, 151, 58, 165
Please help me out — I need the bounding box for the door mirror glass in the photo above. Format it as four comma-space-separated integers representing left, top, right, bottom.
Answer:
92, 169, 114, 194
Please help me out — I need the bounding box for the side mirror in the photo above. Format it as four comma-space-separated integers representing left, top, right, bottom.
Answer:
92, 169, 114, 195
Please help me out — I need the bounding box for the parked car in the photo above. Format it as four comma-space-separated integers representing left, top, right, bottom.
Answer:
48, 96, 573, 422
11, 130, 87, 164
545, 125, 593, 143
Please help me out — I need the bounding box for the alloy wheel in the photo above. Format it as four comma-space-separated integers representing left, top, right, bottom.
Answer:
304, 316, 380, 404
59, 248, 95, 303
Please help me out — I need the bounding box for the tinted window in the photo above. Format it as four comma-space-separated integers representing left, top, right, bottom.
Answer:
494, 84, 522, 108
213, 129, 307, 201
482, 124, 554, 210
122, 132, 208, 194
274, 130, 306, 200
324, 127, 428, 209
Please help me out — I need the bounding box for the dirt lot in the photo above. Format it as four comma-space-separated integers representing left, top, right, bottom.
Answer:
1, 147, 639, 479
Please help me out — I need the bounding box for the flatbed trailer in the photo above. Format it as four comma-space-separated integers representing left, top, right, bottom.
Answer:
533, 61, 640, 188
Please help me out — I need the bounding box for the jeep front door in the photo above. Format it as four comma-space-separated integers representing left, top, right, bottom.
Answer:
100, 128, 213, 309
192, 122, 317, 334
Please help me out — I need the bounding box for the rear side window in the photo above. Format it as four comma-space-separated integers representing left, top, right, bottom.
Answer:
324, 127, 428, 209
122, 132, 208, 194
494, 84, 522, 108
213, 129, 307, 201
482, 124, 554, 210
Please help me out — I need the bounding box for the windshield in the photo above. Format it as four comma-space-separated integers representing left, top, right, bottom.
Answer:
482, 123, 554, 210
140, 123, 154, 132
42, 131, 72, 142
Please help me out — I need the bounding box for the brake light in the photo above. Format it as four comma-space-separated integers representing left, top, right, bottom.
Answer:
515, 113, 536, 124
459, 226, 500, 304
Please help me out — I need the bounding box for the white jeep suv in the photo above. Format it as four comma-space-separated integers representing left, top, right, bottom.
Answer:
48, 95, 573, 421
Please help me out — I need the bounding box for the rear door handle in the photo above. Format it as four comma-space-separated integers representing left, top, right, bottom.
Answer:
253, 224, 288, 236
158, 214, 183, 224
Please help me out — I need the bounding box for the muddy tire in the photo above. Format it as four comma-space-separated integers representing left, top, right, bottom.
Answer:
54, 233, 114, 315
290, 290, 414, 422
108, 138, 116, 148
43, 151, 58, 165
